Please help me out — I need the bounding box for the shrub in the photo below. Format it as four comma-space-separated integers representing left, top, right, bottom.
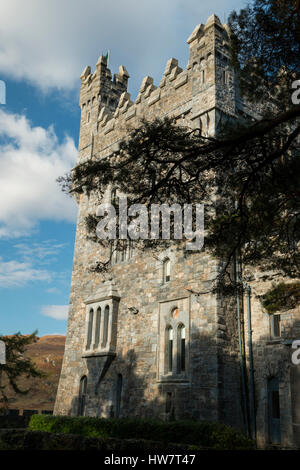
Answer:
29, 415, 255, 450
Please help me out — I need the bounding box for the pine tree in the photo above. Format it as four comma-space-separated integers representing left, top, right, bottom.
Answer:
0, 332, 43, 412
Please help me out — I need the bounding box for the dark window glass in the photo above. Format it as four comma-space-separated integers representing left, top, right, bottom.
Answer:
94, 308, 101, 347
103, 305, 109, 347
166, 327, 173, 373
86, 309, 93, 349
272, 391, 280, 419
78, 376, 87, 416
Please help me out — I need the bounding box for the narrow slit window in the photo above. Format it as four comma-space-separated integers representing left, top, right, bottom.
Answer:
94, 307, 101, 348
163, 258, 171, 283
201, 69, 205, 84
166, 326, 173, 373
78, 376, 87, 416
177, 324, 186, 373
271, 314, 281, 338
222, 70, 226, 84
103, 305, 110, 347
86, 309, 94, 350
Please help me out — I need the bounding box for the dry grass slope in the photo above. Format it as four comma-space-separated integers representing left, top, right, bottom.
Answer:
4, 335, 65, 412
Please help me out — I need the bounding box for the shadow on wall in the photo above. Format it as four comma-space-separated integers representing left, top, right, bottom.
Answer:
64, 319, 300, 448
249, 318, 300, 448
68, 325, 245, 430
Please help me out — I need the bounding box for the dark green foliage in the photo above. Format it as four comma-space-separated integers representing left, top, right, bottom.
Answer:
261, 281, 300, 313
0, 429, 209, 451
0, 332, 44, 411
229, 0, 300, 107
29, 415, 255, 450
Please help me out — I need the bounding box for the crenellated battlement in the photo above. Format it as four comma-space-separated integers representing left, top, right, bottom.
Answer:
77, 15, 259, 163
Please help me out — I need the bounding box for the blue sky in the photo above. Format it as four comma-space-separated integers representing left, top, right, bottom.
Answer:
0, 0, 245, 337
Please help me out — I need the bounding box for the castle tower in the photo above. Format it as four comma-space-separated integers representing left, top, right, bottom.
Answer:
54, 14, 245, 429
54, 15, 299, 448
78, 56, 129, 162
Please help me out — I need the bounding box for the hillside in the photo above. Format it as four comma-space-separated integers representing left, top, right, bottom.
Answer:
3, 335, 65, 412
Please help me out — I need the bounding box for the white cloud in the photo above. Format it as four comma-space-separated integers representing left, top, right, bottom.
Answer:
14, 241, 66, 262
41, 305, 69, 320
0, 109, 77, 238
46, 287, 61, 294
0, 0, 244, 94
0, 257, 51, 287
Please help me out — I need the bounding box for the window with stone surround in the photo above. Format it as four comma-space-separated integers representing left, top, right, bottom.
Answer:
84, 302, 114, 354
84, 282, 120, 356
158, 299, 190, 382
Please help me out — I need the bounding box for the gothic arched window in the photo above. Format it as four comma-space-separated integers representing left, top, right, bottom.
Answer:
177, 324, 186, 373
102, 305, 110, 347
166, 326, 173, 373
94, 307, 101, 348
86, 308, 94, 350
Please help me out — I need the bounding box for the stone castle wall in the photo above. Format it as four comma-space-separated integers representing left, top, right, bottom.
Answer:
54, 13, 300, 448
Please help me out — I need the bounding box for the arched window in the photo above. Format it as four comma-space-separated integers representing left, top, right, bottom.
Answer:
163, 258, 171, 283
102, 305, 110, 347
86, 308, 94, 350
177, 324, 186, 373
78, 376, 87, 416
166, 326, 173, 373
94, 307, 101, 348
115, 374, 123, 418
